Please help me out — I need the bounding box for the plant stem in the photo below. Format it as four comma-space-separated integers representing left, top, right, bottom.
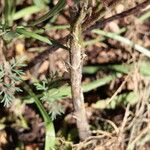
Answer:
69, 2, 91, 140
23, 83, 55, 150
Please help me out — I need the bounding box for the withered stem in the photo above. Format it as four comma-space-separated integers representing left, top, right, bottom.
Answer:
69, 2, 91, 140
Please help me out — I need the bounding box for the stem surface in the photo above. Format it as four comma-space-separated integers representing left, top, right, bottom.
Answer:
69, 2, 91, 140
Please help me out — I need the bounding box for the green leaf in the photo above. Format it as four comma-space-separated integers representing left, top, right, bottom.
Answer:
48, 102, 65, 120
33, 0, 46, 7
42, 85, 70, 102
83, 76, 115, 92
93, 29, 150, 58
92, 92, 138, 109
83, 61, 150, 77
3, 31, 19, 42
13, 6, 43, 20
16, 27, 52, 45
23, 83, 55, 150
0, 58, 25, 107
139, 11, 150, 22
16, 27, 69, 50
34, 81, 48, 91
30, 0, 66, 26
4, 0, 16, 26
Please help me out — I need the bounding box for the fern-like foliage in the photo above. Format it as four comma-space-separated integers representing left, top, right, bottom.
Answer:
0, 57, 25, 107
34, 79, 65, 120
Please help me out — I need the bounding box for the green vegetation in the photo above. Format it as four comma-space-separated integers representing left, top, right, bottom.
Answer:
0, 0, 150, 149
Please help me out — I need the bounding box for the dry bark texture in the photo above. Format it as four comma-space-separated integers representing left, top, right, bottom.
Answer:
69, 2, 91, 140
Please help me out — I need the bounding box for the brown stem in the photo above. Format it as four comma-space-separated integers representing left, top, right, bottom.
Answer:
69, 3, 91, 140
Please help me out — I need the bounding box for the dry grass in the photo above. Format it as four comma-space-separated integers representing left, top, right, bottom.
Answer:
71, 67, 150, 150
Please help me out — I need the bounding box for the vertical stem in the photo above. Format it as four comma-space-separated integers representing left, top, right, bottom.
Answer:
69, 2, 91, 140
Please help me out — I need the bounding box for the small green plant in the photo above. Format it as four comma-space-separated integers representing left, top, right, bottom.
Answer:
34, 79, 65, 120
0, 0, 68, 149
0, 58, 25, 107
0, 0, 150, 149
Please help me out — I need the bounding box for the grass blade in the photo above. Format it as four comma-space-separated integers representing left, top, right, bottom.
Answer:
23, 83, 55, 150
16, 27, 69, 50
92, 92, 138, 109
4, 0, 16, 26
16, 27, 52, 45
30, 0, 66, 26
82, 76, 115, 92
83, 61, 150, 76
93, 29, 150, 58
13, 6, 43, 20
139, 10, 150, 21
